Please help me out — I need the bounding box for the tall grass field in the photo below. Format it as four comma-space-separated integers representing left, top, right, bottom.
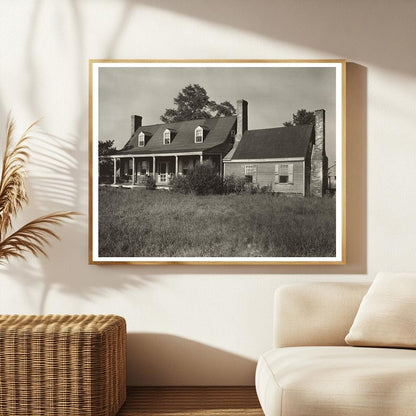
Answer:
98, 187, 336, 257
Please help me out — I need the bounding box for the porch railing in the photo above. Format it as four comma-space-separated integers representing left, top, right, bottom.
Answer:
104, 172, 180, 186
126, 173, 176, 186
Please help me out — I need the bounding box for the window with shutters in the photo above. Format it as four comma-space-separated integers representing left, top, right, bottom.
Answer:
275, 163, 294, 184
245, 164, 257, 183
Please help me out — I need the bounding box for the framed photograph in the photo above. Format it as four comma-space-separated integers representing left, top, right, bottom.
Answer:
89, 60, 346, 265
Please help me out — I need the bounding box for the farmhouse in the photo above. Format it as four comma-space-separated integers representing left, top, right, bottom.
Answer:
107, 113, 236, 187
106, 99, 328, 197
223, 101, 328, 197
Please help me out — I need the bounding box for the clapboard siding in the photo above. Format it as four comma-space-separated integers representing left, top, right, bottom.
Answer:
224, 161, 305, 195
274, 161, 304, 194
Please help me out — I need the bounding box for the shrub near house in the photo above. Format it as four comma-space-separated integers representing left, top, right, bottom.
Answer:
172, 162, 222, 195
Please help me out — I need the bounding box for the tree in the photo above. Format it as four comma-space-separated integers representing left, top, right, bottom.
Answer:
99, 139, 116, 157
283, 109, 315, 127
160, 84, 236, 123
99, 140, 117, 179
211, 100, 236, 117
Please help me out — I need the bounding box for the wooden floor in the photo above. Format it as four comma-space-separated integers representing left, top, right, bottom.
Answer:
117, 386, 264, 416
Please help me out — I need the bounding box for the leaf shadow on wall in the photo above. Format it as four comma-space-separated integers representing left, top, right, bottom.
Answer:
0, 128, 151, 314
0, 2, 368, 317
0, 0, 149, 314
133, 0, 416, 77
126, 333, 256, 386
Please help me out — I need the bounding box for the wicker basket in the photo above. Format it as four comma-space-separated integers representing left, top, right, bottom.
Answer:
0, 314, 126, 416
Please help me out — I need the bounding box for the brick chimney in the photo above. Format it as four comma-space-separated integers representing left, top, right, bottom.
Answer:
310, 109, 328, 197
235, 99, 248, 142
131, 115, 142, 136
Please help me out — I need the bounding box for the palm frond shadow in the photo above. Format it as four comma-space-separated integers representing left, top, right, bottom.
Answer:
134, 0, 415, 77
1, 1, 149, 314
0, 124, 151, 314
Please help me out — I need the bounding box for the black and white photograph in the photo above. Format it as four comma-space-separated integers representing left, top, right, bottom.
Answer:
89, 60, 345, 264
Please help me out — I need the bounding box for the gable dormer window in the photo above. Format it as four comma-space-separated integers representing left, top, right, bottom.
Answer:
138, 132, 145, 147
163, 129, 171, 145
195, 127, 203, 143
195, 125, 209, 143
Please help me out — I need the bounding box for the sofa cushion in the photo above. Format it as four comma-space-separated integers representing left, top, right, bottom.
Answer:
345, 272, 416, 348
256, 346, 416, 416
274, 283, 370, 348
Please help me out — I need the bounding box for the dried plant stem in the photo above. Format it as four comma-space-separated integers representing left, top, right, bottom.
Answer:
0, 212, 78, 263
0, 116, 78, 264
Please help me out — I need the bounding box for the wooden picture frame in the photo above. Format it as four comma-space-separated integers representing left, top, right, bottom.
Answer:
89, 60, 346, 265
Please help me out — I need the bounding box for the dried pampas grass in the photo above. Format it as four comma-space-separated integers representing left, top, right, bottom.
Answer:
0, 116, 77, 264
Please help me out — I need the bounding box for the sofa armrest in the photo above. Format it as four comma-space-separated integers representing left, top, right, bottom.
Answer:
274, 282, 370, 348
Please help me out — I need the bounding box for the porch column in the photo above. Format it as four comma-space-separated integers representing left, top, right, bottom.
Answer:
219, 154, 223, 177
175, 156, 178, 175
200, 154, 203, 165
152, 156, 156, 178
132, 157, 135, 185
113, 157, 117, 184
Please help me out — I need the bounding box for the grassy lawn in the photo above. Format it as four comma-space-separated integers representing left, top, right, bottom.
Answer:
98, 187, 336, 258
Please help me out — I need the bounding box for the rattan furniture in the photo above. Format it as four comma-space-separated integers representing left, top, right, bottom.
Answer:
0, 314, 126, 416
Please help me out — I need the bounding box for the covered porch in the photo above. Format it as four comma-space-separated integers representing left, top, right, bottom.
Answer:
103, 152, 222, 187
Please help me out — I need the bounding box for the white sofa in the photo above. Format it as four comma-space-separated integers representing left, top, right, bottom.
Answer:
255, 282, 416, 416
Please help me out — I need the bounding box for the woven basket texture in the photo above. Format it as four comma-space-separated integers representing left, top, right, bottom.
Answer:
0, 314, 126, 416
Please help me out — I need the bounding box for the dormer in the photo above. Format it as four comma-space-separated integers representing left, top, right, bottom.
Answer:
138, 132, 145, 147
163, 128, 176, 145
138, 131, 152, 147
195, 125, 209, 143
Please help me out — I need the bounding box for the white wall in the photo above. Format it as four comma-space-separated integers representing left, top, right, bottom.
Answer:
0, 0, 415, 385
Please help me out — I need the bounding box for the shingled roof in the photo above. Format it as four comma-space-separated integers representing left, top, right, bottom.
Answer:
229, 124, 314, 160
116, 115, 236, 155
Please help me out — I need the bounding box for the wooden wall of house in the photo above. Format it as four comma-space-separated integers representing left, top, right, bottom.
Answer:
224, 161, 305, 195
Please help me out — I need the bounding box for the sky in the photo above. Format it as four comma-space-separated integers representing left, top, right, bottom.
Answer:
98, 65, 337, 164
